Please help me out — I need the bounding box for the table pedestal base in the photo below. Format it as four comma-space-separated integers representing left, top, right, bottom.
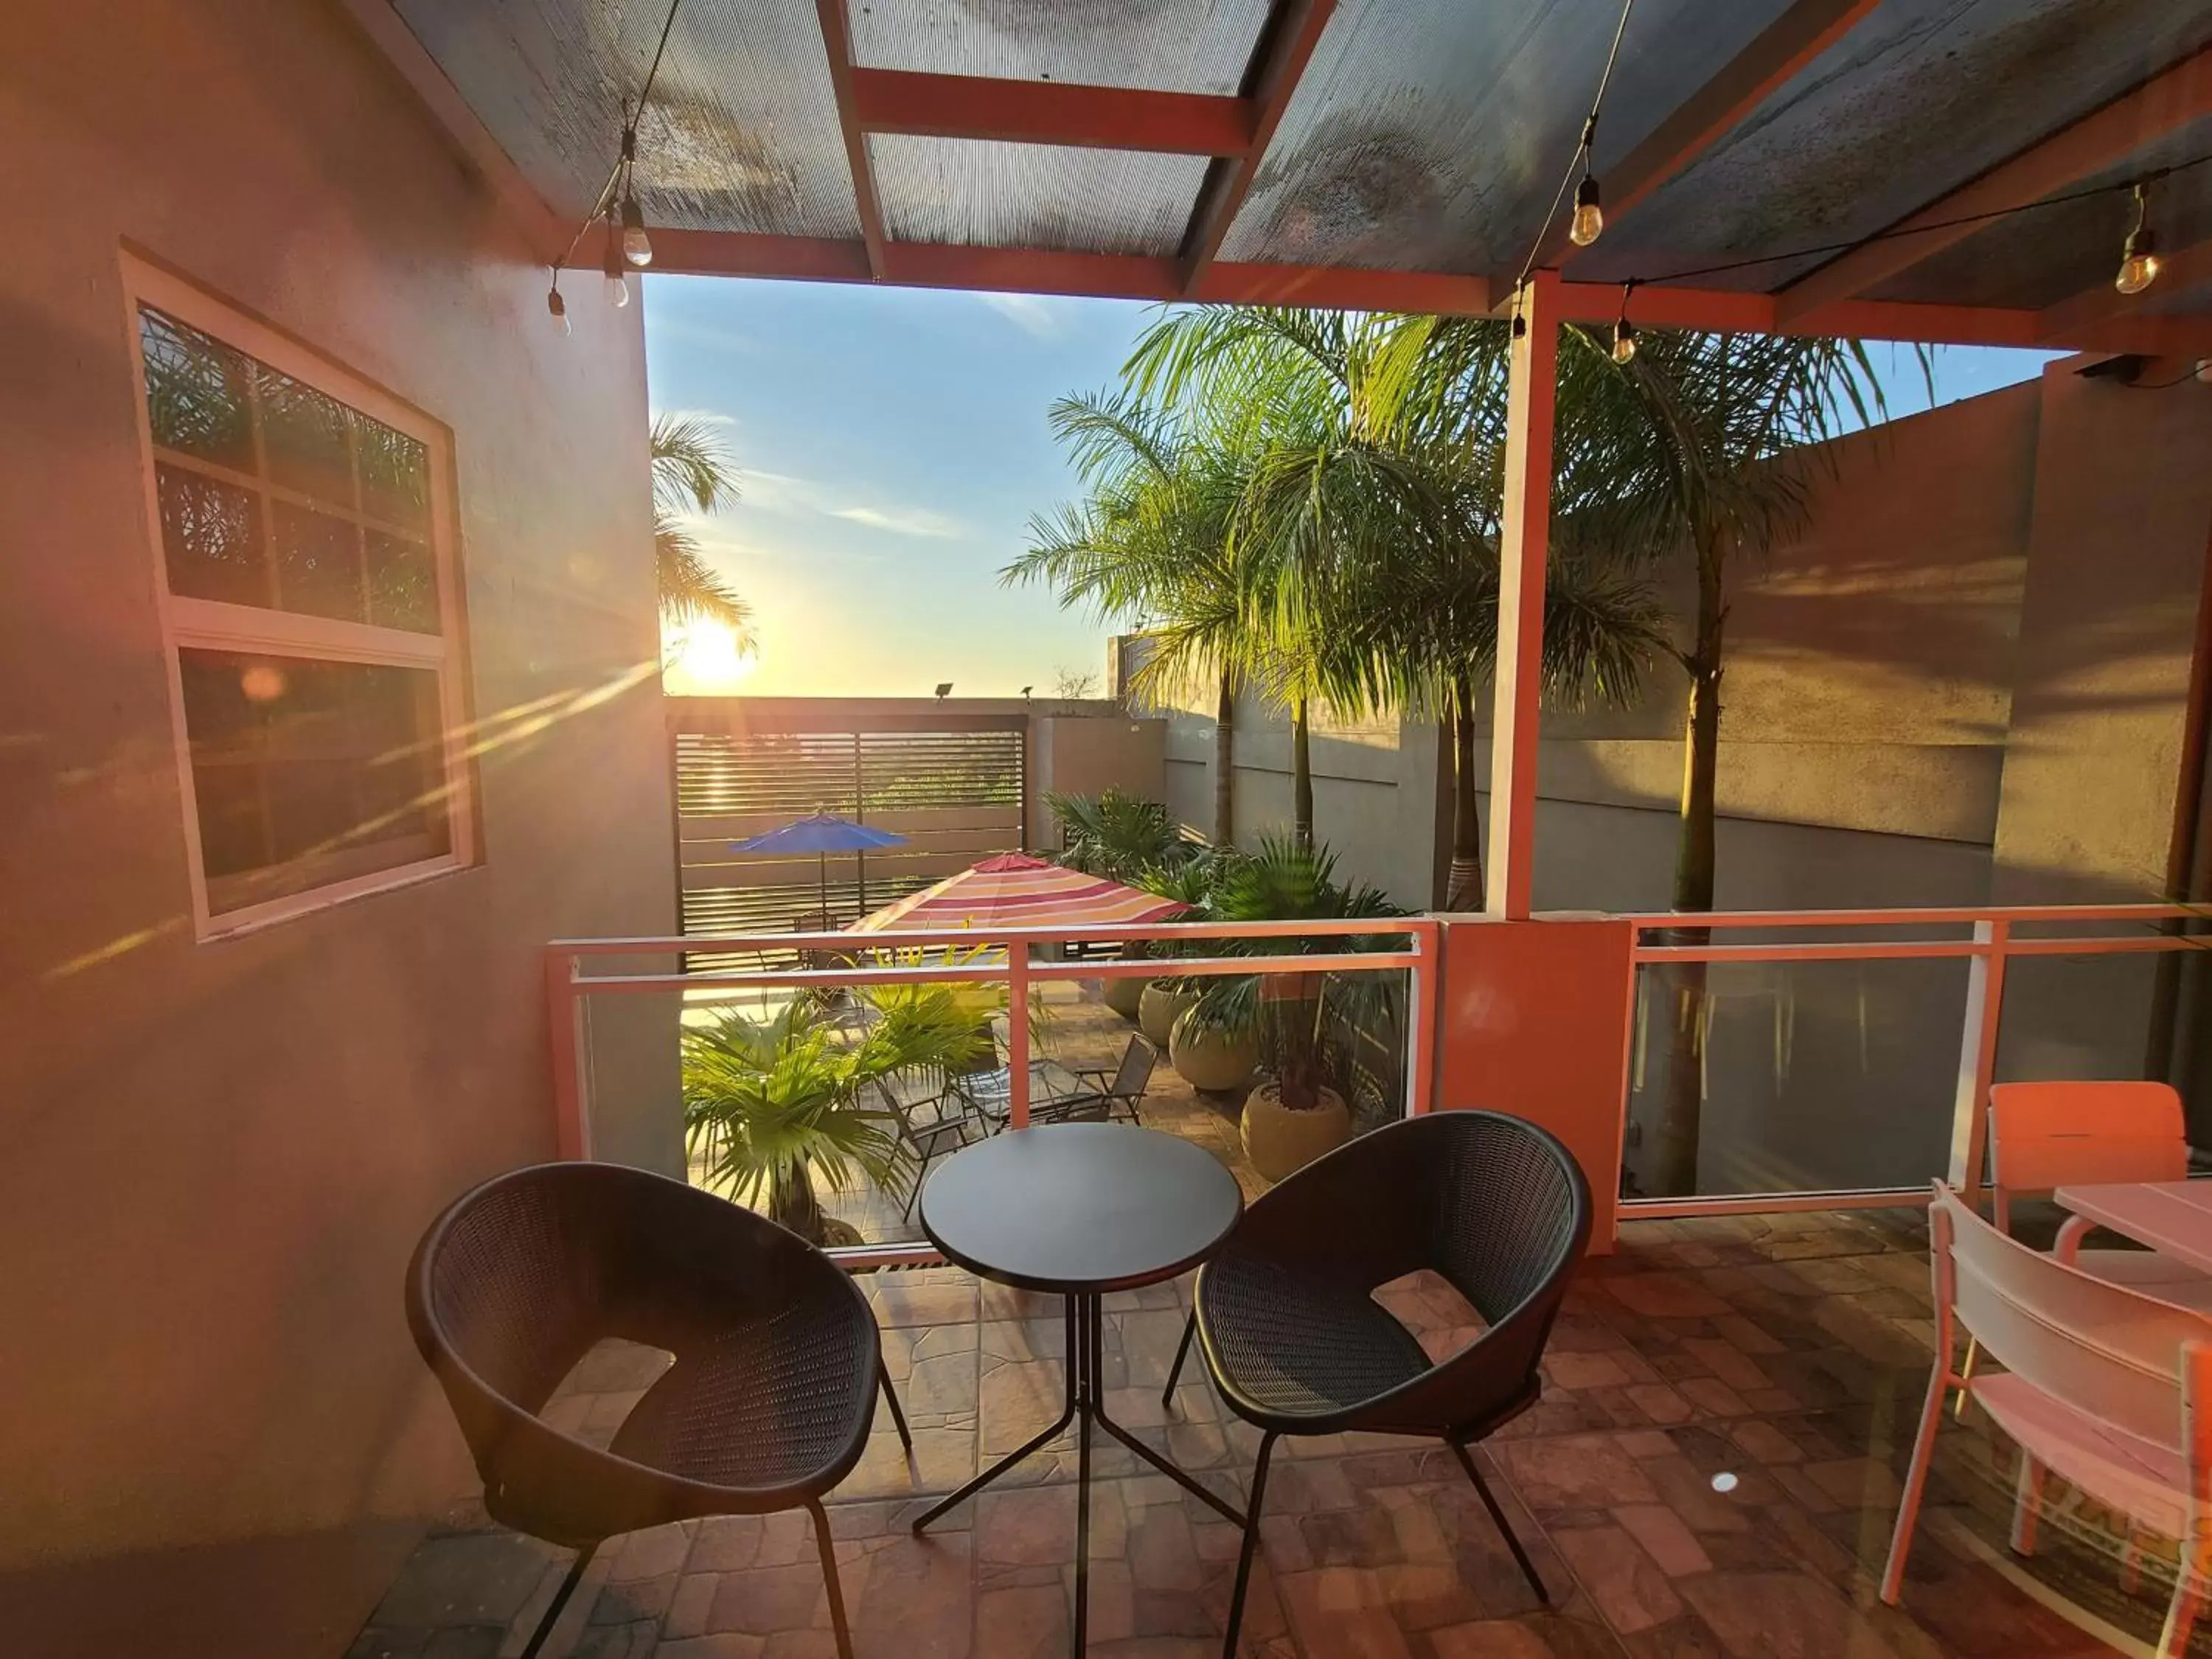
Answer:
910, 1291, 1247, 1653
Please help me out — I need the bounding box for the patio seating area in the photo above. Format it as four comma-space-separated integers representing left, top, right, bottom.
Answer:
688, 982, 1279, 1249
349, 1203, 2185, 1659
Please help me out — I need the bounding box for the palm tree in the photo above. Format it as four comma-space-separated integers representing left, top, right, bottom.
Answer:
1125, 306, 1666, 898
1005, 393, 1258, 846
1565, 327, 1894, 1194
651, 413, 755, 641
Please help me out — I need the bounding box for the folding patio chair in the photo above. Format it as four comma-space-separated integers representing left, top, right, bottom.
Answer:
1062, 1034, 1157, 1124
1886, 1182, 2212, 1659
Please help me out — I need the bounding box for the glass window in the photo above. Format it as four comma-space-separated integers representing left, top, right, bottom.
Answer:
131, 274, 468, 931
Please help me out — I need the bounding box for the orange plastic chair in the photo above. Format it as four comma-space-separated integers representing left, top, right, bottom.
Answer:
1885, 1183, 2212, 1658
1989, 1082, 2212, 1301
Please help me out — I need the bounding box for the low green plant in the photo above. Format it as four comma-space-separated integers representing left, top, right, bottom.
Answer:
682, 988, 987, 1245
1047, 787, 1201, 883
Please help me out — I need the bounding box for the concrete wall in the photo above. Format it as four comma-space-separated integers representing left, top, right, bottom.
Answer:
1034, 712, 1167, 818
0, 0, 677, 1583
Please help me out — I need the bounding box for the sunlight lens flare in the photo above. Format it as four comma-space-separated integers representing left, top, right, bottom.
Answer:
673, 620, 757, 689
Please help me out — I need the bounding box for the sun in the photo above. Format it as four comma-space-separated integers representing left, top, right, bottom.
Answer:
669, 619, 757, 689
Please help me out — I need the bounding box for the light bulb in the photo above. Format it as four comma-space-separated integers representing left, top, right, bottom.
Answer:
602, 237, 630, 308
2115, 245, 2160, 296
1569, 175, 1604, 248
620, 197, 654, 267
1611, 317, 1637, 364
547, 288, 570, 336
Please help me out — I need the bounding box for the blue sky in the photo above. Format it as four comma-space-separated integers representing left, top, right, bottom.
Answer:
644, 274, 2060, 698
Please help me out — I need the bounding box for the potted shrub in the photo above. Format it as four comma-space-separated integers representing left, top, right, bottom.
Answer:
1168, 1002, 1258, 1093
1138, 978, 1200, 1047
1046, 790, 1211, 1022
682, 987, 987, 1247
1190, 835, 1402, 1181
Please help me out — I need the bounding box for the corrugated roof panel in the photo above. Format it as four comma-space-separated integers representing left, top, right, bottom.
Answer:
1865, 120, 2212, 311
1577, 0, 2212, 295
1216, 0, 1805, 272
849, 0, 1270, 97
870, 136, 1208, 254
391, 0, 861, 237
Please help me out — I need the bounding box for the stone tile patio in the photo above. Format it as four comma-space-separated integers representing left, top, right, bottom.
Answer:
349, 1204, 2208, 1659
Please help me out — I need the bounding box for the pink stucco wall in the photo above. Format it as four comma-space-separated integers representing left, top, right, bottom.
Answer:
0, 0, 678, 1575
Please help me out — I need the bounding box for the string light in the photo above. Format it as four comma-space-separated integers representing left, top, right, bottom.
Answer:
618, 128, 654, 267
2116, 181, 2160, 296
602, 231, 631, 309
1610, 281, 1637, 363
1569, 117, 1604, 248
544, 0, 684, 330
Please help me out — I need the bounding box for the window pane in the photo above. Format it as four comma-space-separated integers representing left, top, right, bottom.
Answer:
257, 366, 358, 508
272, 501, 367, 622
178, 650, 452, 914
139, 307, 254, 469
158, 463, 268, 606
358, 418, 430, 532
365, 531, 440, 633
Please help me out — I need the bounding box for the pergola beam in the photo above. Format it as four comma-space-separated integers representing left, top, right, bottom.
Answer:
641, 229, 2212, 350
814, 0, 889, 279
1543, 0, 1882, 273
849, 69, 1254, 155
1778, 44, 2212, 323
1180, 0, 1337, 296
2036, 238, 2212, 344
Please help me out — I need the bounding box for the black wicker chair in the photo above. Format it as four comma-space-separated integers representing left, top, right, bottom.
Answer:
1160, 1111, 1591, 1658
406, 1162, 908, 1659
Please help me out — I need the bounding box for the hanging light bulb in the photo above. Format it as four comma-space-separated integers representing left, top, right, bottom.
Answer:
1610, 280, 1637, 364
2115, 181, 2160, 296
547, 285, 571, 336
620, 196, 654, 267
1570, 173, 1604, 248
602, 230, 631, 309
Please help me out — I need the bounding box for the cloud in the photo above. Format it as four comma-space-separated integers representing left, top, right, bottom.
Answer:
979, 292, 1065, 339
829, 504, 965, 539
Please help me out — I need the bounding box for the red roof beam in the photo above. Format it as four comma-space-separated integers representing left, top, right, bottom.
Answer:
849, 69, 1255, 156
2037, 237, 2212, 345
1541, 0, 1883, 274
1180, 0, 1338, 296
815, 0, 890, 279
1778, 44, 2212, 324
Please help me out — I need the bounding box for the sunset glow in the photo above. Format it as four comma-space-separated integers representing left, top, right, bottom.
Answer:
668, 619, 757, 690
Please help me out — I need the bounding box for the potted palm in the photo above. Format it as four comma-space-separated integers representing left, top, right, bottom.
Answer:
1048, 787, 1204, 1020
1190, 836, 1403, 1180
682, 987, 987, 1247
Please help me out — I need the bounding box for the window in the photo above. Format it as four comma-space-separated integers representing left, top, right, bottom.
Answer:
125, 259, 472, 933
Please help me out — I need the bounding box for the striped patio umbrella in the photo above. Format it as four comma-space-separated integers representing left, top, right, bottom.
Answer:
847, 852, 1186, 933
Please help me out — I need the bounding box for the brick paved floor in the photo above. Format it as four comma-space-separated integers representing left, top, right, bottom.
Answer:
352, 1207, 2201, 1659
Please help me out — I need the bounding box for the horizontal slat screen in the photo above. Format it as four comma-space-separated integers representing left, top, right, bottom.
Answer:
674, 726, 1026, 961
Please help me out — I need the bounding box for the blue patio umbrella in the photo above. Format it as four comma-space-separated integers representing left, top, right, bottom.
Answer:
730, 810, 908, 922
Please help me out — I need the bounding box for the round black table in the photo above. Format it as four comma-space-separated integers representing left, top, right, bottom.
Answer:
911, 1122, 1246, 1652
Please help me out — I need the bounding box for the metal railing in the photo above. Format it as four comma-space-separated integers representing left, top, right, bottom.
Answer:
546, 915, 1441, 1267
1620, 902, 2207, 1220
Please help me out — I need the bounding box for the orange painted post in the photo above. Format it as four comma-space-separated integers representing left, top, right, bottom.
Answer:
1007, 942, 1031, 1130
546, 950, 589, 1161
1486, 271, 1559, 920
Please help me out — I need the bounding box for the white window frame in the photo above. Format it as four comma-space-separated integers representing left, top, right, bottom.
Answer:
120, 253, 476, 939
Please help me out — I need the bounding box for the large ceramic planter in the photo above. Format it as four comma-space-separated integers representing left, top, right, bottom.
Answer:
1240, 1080, 1351, 1181
1102, 971, 1147, 1020
1138, 981, 1199, 1048
1168, 1013, 1258, 1093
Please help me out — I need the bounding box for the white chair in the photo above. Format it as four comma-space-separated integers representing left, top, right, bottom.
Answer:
1885, 1183, 2212, 1658
1990, 1082, 2212, 1303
